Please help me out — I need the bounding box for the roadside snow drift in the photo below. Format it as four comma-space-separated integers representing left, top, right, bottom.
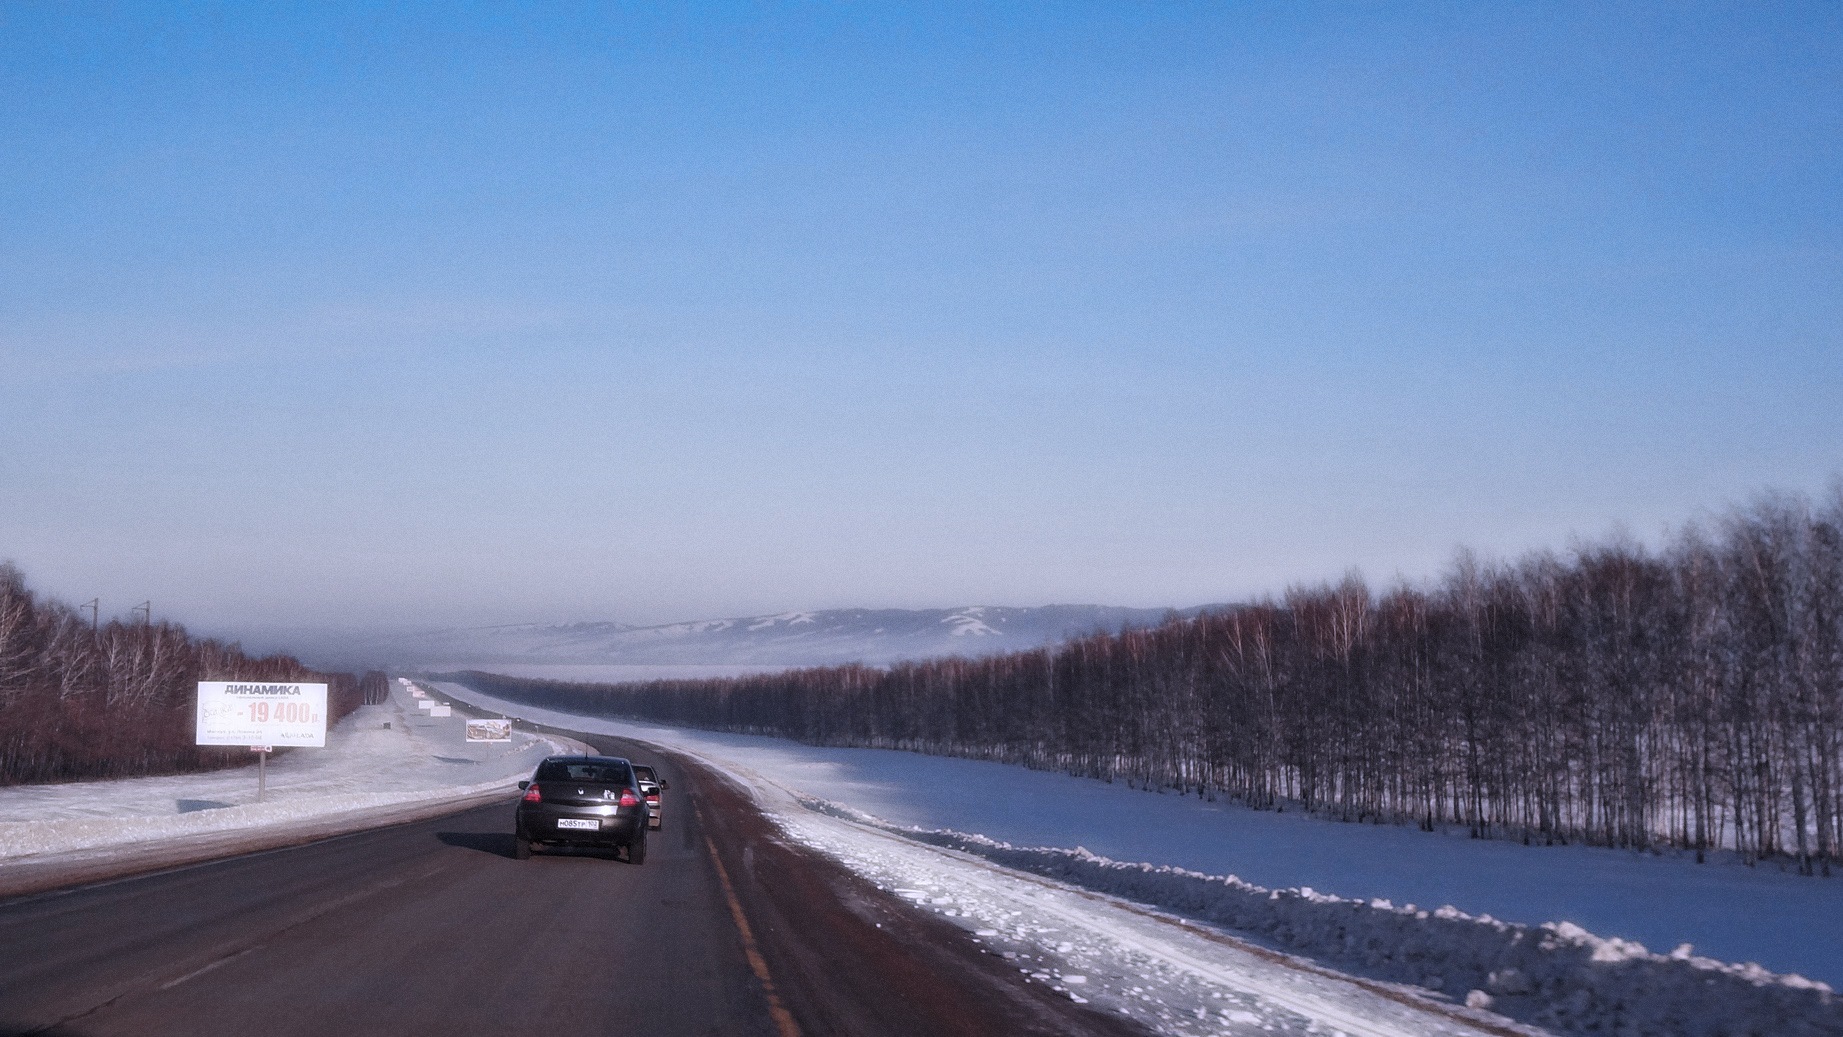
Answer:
0, 682, 576, 866
819, 804, 1840, 1037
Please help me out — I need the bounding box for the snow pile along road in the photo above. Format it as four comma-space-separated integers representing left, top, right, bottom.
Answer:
807, 799, 1840, 1037
777, 798, 1509, 1037
0, 681, 580, 882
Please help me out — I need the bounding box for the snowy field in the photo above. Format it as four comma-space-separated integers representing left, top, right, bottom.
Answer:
438, 681, 1843, 1037
0, 682, 578, 865
427, 662, 786, 683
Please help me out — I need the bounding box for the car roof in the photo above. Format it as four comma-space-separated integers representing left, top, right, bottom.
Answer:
542, 754, 630, 767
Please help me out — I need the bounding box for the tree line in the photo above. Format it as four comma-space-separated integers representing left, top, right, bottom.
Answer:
0, 562, 367, 786
457, 486, 1843, 874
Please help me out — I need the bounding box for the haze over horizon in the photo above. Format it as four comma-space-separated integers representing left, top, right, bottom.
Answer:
4, 4, 1839, 640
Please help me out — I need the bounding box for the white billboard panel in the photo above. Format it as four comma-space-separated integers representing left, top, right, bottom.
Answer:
196, 682, 328, 748
430, 705, 452, 717
466, 719, 512, 743
417, 699, 435, 710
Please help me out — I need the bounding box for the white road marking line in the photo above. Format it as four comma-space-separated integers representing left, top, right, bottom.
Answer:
158, 946, 261, 990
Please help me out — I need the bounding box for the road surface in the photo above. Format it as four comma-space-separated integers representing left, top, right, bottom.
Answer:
0, 733, 1146, 1037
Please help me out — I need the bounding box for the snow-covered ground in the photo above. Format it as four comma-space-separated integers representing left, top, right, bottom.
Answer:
436, 681, 1843, 1037
428, 662, 785, 683
0, 681, 578, 866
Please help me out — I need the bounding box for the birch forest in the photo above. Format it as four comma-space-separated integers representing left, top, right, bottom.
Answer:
460, 488, 1843, 874
0, 563, 371, 786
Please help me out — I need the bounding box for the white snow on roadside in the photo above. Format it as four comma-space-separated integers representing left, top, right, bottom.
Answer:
424, 662, 782, 683
803, 802, 1840, 1037
0, 682, 576, 863
436, 681, 1843, 1037
786, 803, 1504, 1037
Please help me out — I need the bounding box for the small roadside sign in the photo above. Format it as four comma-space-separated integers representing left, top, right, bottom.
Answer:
466, 719, 512, 743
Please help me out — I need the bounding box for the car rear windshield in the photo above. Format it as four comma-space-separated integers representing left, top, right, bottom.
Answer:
535, 760, 629, 784
632, 766, 657, 782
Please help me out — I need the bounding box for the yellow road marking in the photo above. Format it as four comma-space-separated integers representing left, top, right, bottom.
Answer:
704, 830, 802, 1037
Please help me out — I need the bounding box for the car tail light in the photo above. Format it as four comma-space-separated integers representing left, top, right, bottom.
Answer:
619, 787, 640, 808
646, 793, 659, 802
522, 783, 542, 803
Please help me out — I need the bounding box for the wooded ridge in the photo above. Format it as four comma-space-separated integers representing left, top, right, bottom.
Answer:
0, 564, 387, 786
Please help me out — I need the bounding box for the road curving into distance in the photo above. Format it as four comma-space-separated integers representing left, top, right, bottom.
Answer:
0, 731, 1147, 1037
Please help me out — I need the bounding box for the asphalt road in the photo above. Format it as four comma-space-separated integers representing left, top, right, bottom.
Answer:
0, 733, 1147, 1037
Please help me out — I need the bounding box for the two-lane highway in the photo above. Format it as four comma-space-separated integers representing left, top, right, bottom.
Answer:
0, 734, 1146, 1037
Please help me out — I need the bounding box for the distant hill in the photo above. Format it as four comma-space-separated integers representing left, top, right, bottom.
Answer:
320, 604, 1210, 669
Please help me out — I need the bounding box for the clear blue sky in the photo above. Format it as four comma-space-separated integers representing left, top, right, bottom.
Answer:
3, 2, 1839, 636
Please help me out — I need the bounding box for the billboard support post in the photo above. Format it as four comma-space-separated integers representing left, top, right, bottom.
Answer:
250, 744, 273, 801
196, 681, 326, 805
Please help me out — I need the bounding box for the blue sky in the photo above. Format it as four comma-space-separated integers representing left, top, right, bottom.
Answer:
2, 3, 1839, 635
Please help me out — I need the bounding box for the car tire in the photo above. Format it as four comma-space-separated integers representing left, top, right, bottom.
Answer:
628, 828, 647, 866
513, 836, 531, 860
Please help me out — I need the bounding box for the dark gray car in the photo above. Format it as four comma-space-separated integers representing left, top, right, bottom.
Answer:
514, 755, 648, 863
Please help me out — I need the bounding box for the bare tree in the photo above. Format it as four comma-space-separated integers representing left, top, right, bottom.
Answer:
457, 484, 1843, 873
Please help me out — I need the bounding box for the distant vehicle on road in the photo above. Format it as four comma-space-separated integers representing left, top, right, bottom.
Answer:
632, 764, 668, 830
514, 755, 648, 863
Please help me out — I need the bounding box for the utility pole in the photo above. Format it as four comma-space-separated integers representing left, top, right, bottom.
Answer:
132, 601, 151, 625
82, 599, 99, 632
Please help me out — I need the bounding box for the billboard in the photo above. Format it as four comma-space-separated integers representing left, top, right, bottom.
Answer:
466, 719, 512, 742
196, 682, 328, 747
430, 705, 452, 717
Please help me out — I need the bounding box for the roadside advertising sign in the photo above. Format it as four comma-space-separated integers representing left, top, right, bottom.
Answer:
417, 699, 435, 710
410, 687, 426, 698
430, 705, 452, 717
196, 682, 328, 748
466, 719, 512, 743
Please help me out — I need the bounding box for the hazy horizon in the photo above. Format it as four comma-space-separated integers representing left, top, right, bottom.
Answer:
5, 4, 1839, 638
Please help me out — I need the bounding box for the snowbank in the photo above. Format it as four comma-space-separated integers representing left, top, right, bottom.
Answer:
815, 801, 1840, 1037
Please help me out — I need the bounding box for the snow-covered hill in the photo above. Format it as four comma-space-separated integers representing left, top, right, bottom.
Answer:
314, 604, 1201, 669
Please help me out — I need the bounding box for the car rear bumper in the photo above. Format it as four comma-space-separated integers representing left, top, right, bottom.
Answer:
516, 804, 645, 845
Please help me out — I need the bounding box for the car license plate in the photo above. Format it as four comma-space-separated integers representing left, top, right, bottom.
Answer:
555, 818, 599, 830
